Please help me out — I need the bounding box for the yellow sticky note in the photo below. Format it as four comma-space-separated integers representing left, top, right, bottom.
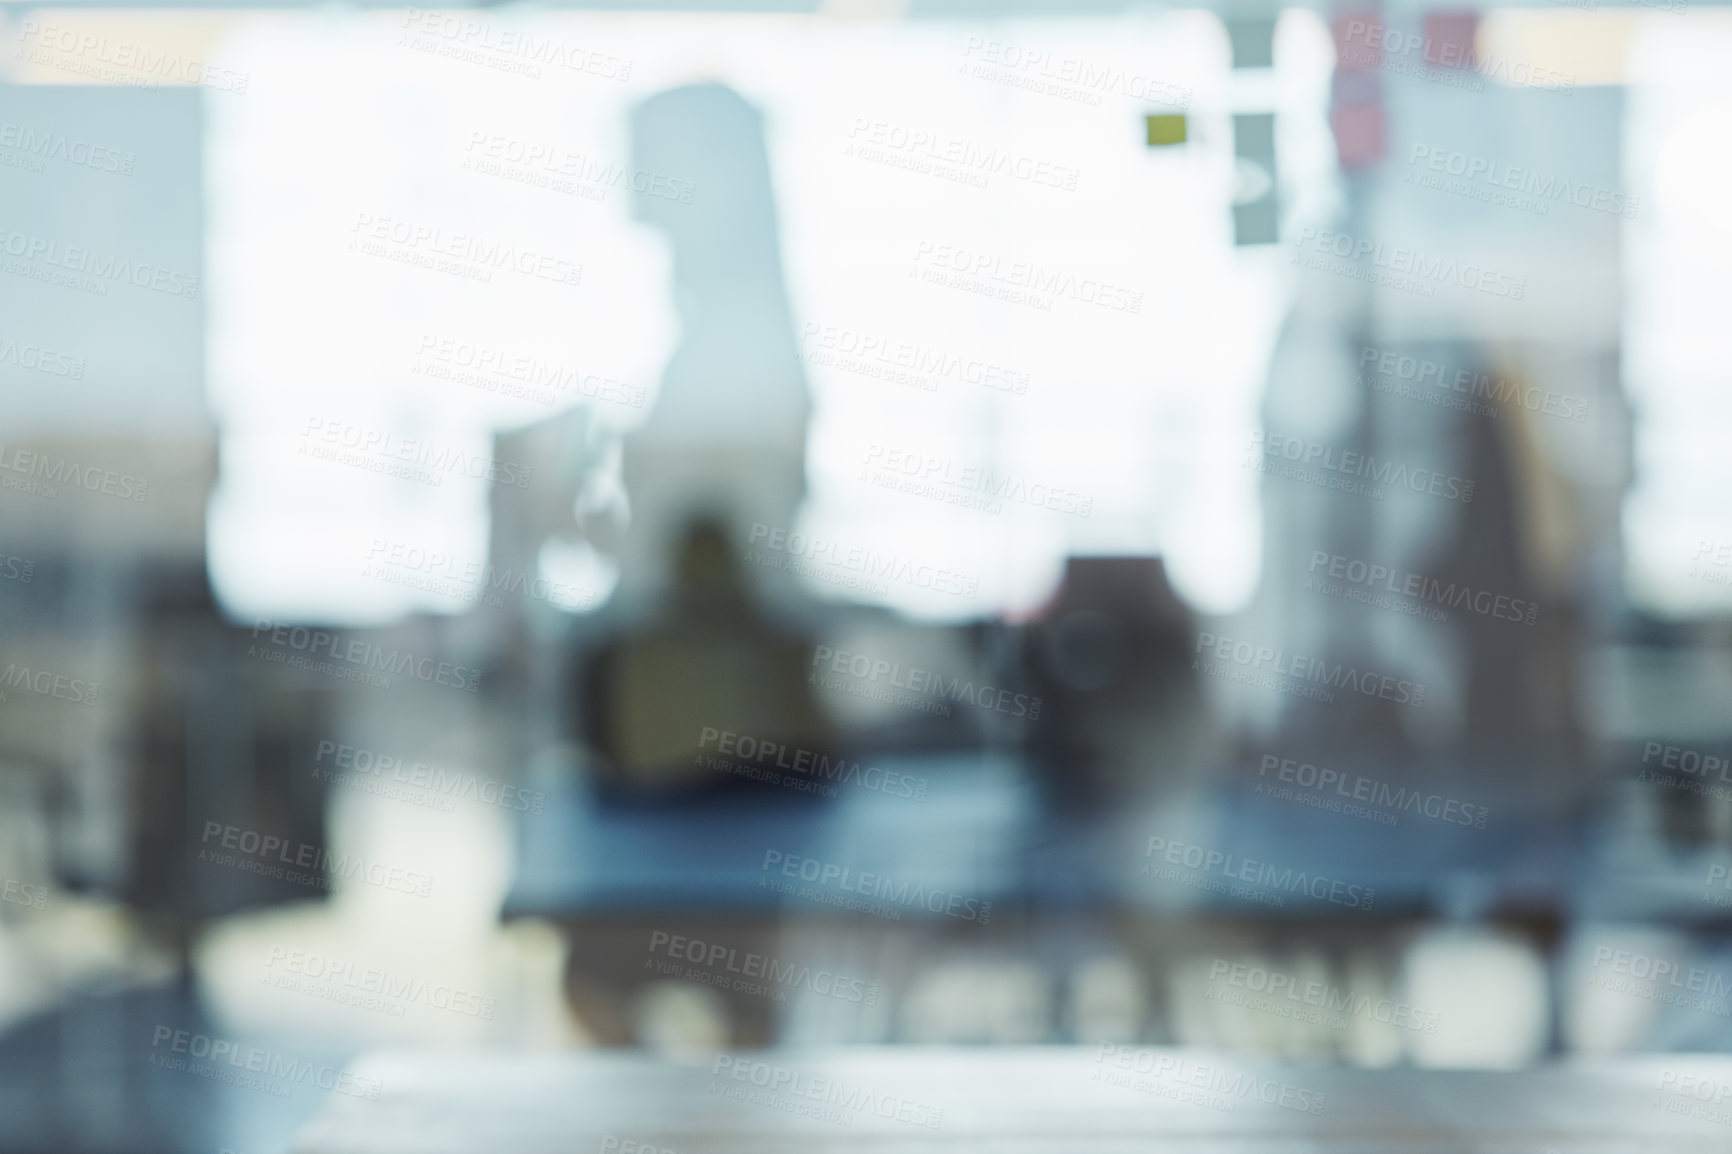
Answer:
1147, 115, 1187, 147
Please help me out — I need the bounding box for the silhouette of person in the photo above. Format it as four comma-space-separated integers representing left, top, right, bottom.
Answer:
580, 513, 833, 798
596, 82, 812, 615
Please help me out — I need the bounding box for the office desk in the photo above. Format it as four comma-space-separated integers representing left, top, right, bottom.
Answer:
507, 754, 1573, 924
294, 1047, 1732, 1152
507, 754, 1585, 1045
505, 755, 1032, 923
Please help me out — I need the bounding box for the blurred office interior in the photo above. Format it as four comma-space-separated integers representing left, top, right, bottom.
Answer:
0, 1, 1730, 1149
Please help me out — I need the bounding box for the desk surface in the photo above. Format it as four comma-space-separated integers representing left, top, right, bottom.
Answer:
293, 1047, 1732, 1152
507, 754, 1575, 922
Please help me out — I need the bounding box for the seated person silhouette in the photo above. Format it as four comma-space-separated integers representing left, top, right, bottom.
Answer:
1021, 556, 1205, 813
580, 515, 836, 801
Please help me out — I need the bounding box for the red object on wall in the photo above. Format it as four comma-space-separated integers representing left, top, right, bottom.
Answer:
1330, 8, 1387, 170
1333, 10, 1384, 72
1423, 10, 1479, 70
1331, 102, 1387, 171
